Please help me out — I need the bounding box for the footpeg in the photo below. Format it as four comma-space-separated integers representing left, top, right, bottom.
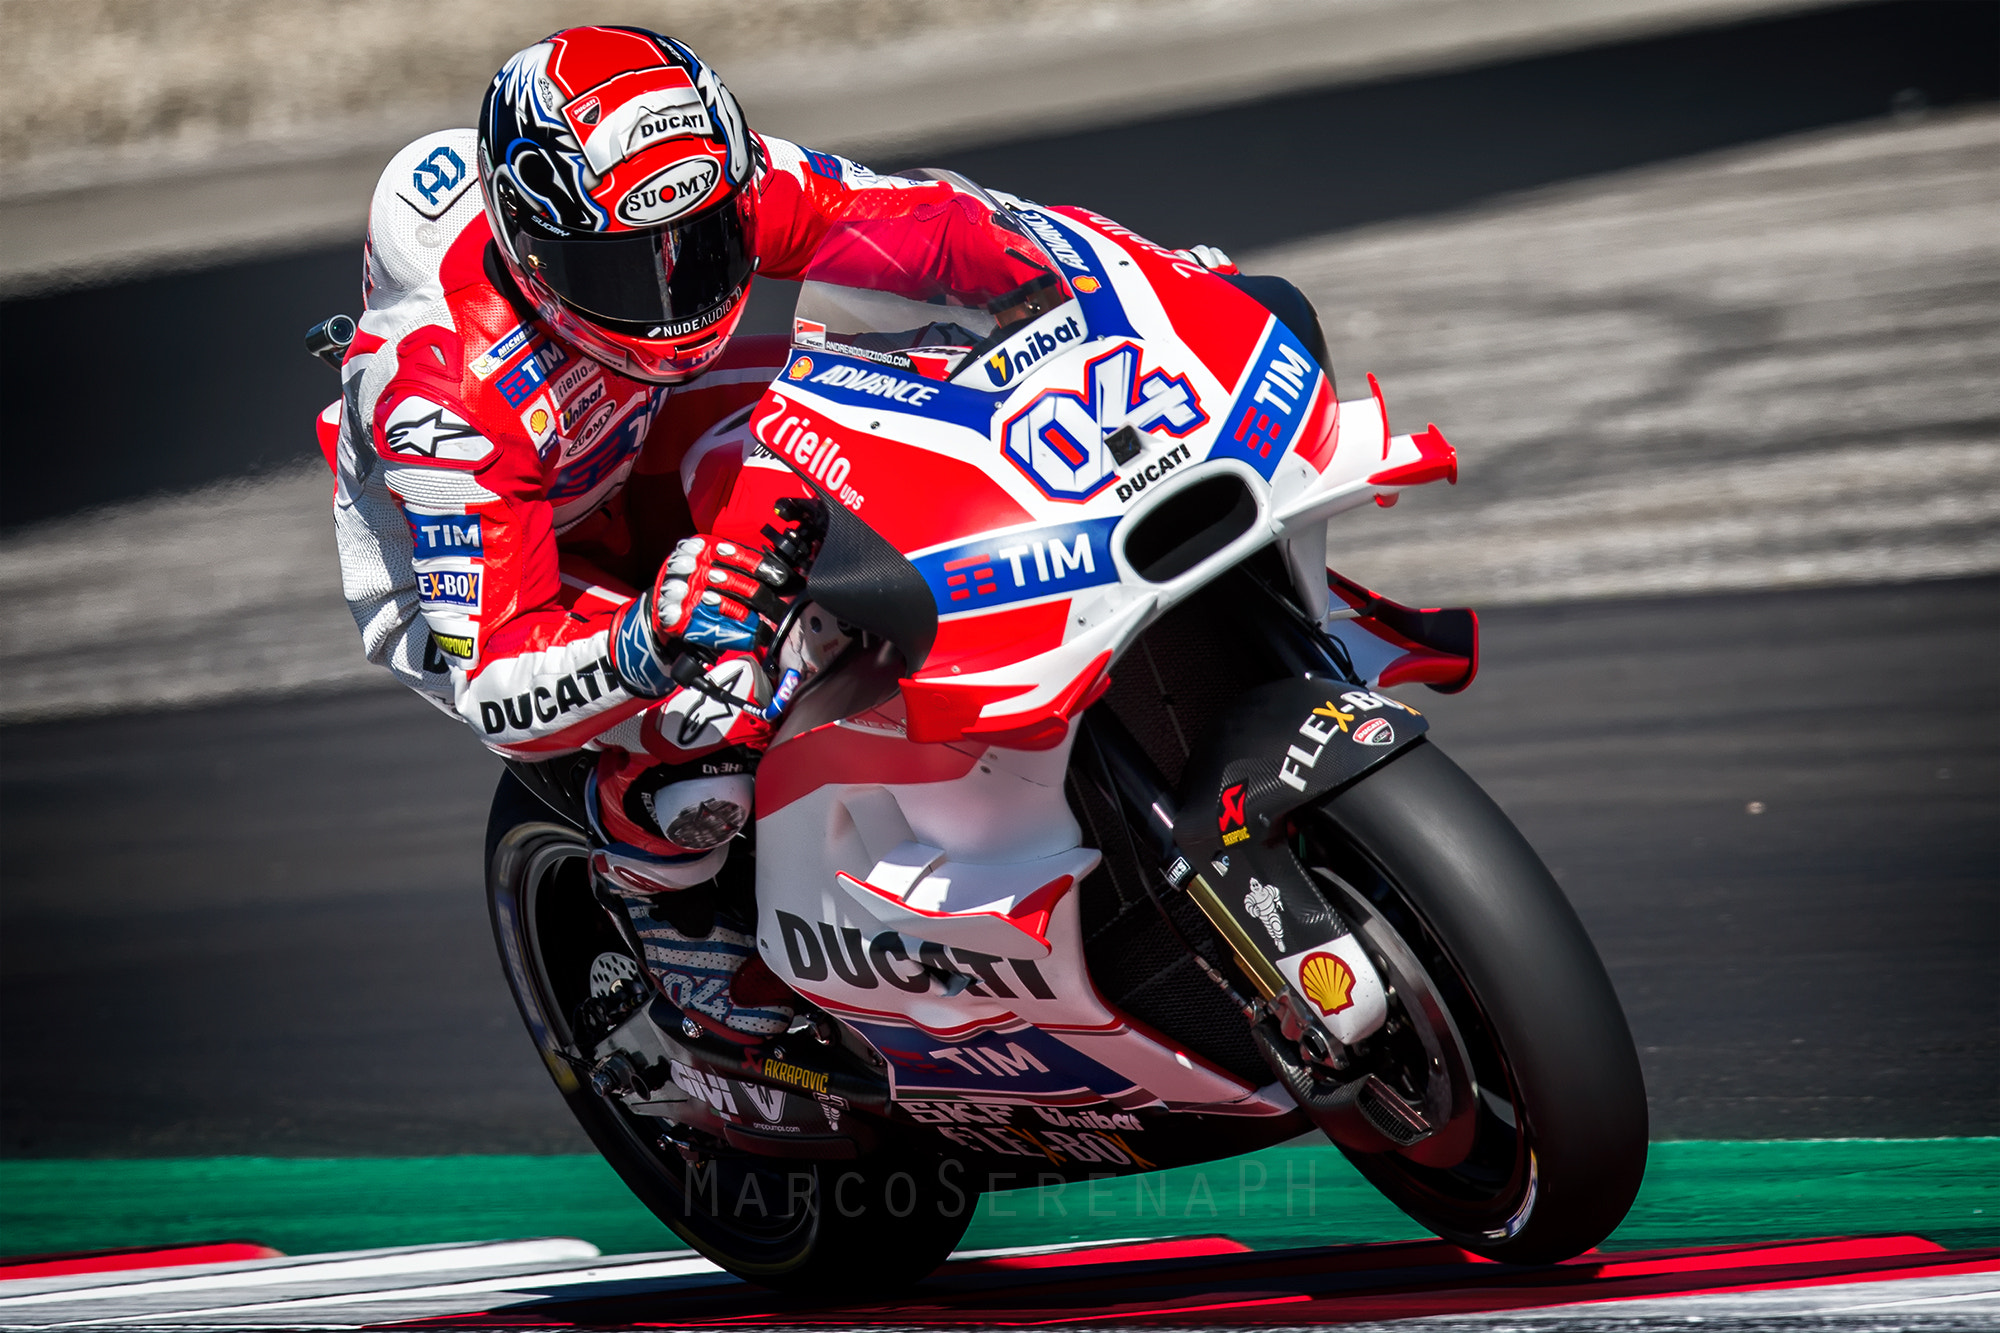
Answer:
588, 1053, 646, 1099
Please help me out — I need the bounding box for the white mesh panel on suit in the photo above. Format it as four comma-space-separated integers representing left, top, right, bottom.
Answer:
330, 130, 488, 709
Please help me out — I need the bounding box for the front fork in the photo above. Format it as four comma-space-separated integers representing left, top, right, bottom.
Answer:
1077, 710, 1390, 1057
1078, 708, 1435, 1155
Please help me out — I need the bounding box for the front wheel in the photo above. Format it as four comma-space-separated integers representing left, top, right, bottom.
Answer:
484, 772, 972, 1294
1300, 741, 1648, 1263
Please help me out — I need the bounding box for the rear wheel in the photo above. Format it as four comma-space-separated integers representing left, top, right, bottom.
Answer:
484, 773, 971, 1293
1299, 742, 1648, 1263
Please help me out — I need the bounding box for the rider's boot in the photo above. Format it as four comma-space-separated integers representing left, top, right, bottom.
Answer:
586, 748, 793, 1044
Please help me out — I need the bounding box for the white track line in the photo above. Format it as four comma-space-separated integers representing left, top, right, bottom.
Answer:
22, 1253, 725, 1329
0, 1238, 601, 1305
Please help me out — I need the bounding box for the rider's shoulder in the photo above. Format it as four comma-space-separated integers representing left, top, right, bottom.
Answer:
755, 134, 917, 196
365, 129, 486, 308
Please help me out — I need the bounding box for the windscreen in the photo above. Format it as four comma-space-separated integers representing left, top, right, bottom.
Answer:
790, 171, 1073, 378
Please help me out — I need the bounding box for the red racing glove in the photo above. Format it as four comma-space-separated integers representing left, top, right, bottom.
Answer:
652, 536, 791, 649
612, 536, 792, 699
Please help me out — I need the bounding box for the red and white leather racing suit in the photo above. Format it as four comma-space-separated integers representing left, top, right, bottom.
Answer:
320, 130, 915, 870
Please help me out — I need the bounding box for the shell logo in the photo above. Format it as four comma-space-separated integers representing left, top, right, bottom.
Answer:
1299, 951, 1356, 1016
528, 406, 550, 433
788, 356, 813, 380
1074, 275, 1101, 293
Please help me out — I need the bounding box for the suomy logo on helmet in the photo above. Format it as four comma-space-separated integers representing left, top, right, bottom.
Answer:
618, 157, 720, 225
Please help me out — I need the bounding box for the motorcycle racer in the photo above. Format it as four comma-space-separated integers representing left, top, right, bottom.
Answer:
323, 25, 917, 1039
324, 25, 1239, 1042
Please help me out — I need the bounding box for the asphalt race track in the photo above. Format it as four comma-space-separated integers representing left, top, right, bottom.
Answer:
3, 576, 1993, 1157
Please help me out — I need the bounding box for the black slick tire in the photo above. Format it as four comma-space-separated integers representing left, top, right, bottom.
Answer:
1310, 741, 1648, 1263
484, 772, 971, 1294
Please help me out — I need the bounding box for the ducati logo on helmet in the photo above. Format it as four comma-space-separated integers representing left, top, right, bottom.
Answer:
580, 79, 714, 174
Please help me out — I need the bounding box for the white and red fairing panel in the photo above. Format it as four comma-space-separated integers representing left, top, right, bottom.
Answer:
714, 203, 1459, 1110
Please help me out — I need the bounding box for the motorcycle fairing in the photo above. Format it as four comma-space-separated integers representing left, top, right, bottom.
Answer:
752, 713, 1278, 1112
747, 389, 1030, 552
734, 182, 1463, 1124
1322, 570, 1480, 695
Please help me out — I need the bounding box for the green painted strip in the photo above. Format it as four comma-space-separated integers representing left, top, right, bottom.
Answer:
2, 1140, 1994, 1262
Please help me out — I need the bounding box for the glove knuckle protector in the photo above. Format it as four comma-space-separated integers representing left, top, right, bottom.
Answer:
648, 532, 785, 654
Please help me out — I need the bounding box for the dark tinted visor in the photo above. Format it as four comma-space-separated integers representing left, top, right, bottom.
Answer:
514, 195, 755, 336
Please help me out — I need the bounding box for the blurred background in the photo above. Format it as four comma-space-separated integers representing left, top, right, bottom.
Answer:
0, 0, 1993, 1179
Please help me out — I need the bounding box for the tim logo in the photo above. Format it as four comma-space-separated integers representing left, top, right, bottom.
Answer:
410, 147, 466, 207
848, 1020, 1132, 1097
1211, 321, 1322, 480
1001, 342, 1207, 501
406, 513, 482, 559
912, 516, 1120, 613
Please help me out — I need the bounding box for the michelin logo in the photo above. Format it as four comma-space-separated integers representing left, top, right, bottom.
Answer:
471, 324, 532, 379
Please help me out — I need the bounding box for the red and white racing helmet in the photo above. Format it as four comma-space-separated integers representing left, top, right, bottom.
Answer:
477, 27, 760, 383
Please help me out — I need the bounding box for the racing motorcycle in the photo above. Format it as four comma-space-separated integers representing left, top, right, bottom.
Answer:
431, 171, 1646, 1293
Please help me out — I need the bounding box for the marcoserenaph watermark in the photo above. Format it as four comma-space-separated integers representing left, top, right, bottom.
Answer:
679, 1159, 1323, 1220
